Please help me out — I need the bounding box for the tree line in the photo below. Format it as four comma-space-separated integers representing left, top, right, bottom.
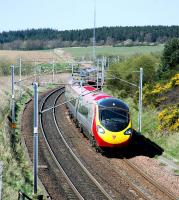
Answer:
1, 26, 179, 50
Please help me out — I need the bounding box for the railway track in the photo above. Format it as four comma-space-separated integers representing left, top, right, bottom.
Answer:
36, 87, 179, 200
51, 88, 179, 200
40, 87, 113, 200
123, 157, 179, 200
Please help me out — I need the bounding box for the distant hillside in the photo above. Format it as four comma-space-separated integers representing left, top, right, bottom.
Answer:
0, 26, 179, 50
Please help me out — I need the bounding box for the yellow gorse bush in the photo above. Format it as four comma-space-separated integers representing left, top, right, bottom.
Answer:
144, 73, 179, 132
171, 73, 179, 86
158, 105, 179, 131
151, 73, 179, 95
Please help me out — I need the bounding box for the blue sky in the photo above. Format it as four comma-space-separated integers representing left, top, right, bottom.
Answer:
1, 0, 179, 32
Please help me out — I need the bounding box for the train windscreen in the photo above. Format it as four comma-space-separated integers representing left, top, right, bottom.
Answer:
98, 99, 129, 132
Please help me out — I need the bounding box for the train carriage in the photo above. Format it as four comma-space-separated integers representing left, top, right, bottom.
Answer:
65, 81, 133, 150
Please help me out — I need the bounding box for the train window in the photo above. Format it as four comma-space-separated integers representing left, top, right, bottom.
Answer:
99, 107, 129, 132
78, 104, 88, 117
88, 103, 93, 121
99, 98, 129, 112
70, 99, 76, 106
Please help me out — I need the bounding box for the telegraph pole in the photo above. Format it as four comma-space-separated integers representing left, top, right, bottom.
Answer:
93, 0, 96, 62
138, 68, 143, 133
107, 57, 109, 70
34, 60, 37, 82
19, 58, 22, 101
71, 63, 74, 77
80, 79, 83, 94
96, 59, 99, 89
33, 82, 38, 194
101, 57, 105, 91
52, 59, 55, 83
11, 65, 15, 125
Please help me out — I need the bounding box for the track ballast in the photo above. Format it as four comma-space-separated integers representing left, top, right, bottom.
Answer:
40, 87, 113, 200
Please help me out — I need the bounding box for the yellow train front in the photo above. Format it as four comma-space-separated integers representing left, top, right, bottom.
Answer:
92, 98, 132, 148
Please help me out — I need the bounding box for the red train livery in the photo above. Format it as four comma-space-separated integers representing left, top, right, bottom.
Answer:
65, 82, 133, 151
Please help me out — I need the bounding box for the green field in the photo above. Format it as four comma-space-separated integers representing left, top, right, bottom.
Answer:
62, 45, 164, 59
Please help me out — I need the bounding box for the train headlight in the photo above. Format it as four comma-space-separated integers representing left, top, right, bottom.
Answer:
97, 125, 105, 134
124, 128, 133, 135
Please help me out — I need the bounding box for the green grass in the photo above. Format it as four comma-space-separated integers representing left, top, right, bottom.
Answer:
1, 92, 34, 200
173, 169, 179, 174
39, 63, 70, 73
62, 45, 164, 59
128, 97, 179, 161
0, 87, 48, 199
159, 162, 167, 167
154, 133, 179, 159
124, 98, 158, 133
130, 100, 179, 161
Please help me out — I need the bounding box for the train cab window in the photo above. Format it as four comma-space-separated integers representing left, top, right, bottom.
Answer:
98, 98, 129, 132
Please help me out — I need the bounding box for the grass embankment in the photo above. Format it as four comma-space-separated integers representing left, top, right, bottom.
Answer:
142, 74, 179, 160
0, 80, 34, 199
63, 45, 164, 59
0, 78, 57, 200
4, 93, 34, 199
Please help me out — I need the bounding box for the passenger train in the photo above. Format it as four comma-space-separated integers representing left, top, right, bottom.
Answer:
65, 81, 133, 151
73, 67, 102, 86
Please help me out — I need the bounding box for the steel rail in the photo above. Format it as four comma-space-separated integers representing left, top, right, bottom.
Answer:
40, 87, 84, 200
53, 91, 113, 200
39, 87, 178, 200
40, 87, 113, 200
53, 91, 179, 200
123, 158, 179, 200
52, 91, 169, 200
39, 88, 155, 200
52, 90, 162, 200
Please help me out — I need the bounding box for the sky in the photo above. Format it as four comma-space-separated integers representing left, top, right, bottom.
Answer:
0, 0, 179, 32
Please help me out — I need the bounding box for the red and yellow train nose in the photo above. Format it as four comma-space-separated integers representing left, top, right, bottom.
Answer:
95, 121, 132, 147
93, 104, 133, 148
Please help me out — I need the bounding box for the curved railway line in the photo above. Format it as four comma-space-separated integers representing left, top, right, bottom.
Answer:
40, 87, 113, 200
22, 87, 179, 200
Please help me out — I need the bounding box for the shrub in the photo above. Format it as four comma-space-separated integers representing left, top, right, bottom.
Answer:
106, 54, 159, 98
143, 73, 179, 107
161, 38, 179, 70
158, 104, 179, 131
